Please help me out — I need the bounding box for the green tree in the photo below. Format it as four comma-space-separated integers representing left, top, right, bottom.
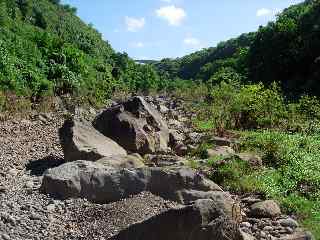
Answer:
0, 0, 8, 26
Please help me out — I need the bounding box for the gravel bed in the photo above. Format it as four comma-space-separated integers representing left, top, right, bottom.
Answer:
0, 114, 177, 240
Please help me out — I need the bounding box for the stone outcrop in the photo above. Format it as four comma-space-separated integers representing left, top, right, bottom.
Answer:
41, 160, 222, 204
59, 119, 127, 162
93, 96, 169, 155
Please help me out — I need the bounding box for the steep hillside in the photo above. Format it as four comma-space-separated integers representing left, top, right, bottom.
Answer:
154, 0, 320, 97
0, 0, 160, 104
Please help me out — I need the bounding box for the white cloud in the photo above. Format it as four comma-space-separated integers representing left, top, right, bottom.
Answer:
125, 16, 145, 32
256, 8, 272, 17
184, 37, 200, 46
130, 42, 145, 48
161, 0, 172, 2
156, 5, 186, 26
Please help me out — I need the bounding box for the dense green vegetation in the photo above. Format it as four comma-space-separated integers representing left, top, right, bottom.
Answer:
0, 0, 319, 236
189, 79, 320, 238
0, 0, 166, 107
154, 0, 320, 98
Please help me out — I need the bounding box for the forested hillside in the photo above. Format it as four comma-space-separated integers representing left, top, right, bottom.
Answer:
0, 0, 162, 105
154, 0, 320, 98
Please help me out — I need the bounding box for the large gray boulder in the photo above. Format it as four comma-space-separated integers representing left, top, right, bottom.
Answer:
41, 161, 222, 204
249, 200, 281, 218
59, 119, 127, 162
93, 96, 170, 155
109, 199, 243, 240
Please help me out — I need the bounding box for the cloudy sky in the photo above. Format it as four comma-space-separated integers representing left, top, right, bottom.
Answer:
61, 0, 303, 60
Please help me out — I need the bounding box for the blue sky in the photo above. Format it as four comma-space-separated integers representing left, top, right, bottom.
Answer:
61, 0, 303, 60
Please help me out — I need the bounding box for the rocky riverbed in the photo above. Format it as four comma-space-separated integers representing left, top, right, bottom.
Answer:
0, 96, 313, 240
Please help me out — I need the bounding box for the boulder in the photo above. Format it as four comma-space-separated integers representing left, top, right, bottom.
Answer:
207, 146, 235, 158
178, 190, 236, 218
96, 153, 145, 169
93, 96, 169, 155
237, 153, 263, 168
278, 218, 299, 229
169, 130, 185, 146
249, 200, 281, 218
41, 161, 146, 203
110, 199, 242, 240
59, 119, 127, 162
41, 161, 222, 204
174, 143, 188, 156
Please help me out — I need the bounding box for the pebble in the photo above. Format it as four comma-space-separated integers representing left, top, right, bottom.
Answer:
263, 226, 273, 232
240, 222, 252, 228
46, 204, 56, 212
1, 234, 10, 240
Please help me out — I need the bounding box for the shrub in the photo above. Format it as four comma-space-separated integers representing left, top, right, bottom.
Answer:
210, 157, 253, 192
207, 81, 287, 131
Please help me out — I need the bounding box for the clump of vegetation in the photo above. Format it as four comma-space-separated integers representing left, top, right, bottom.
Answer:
194, 79, 320, 134
0, 0, 171, 108
153, 0, 320, 98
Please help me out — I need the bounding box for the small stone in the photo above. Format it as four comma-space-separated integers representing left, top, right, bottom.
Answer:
263, 226, 273, 232
0, 186, 7, 194
260, 231, 267, 238
285, 227, 294, 234
1, 234, 10, 240
25, 181, 34, 189
46, 204, 56, 212
30, 213, 42, 221
240, 222, 252, 228
8, 169, 19, 176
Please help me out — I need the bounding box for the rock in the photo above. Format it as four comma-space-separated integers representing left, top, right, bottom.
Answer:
157, 105, 169, 114
241, 196, 262, 205
96, 154, 145, 169
250, 200, 281, 218
207, 146, 235, 158
46, 204, 56, 212
237, 153, 263, 168
145, 154, 184, 167
279, 231, 314, 240
1, 234, 10, 240
286, 227, 294, 234
240, 222, 252, 228
93, 96, 170, 155
188, 132, 204, 144
41, 161, 222, 204
278, 218, 299, 229
241, 231, 255, 240
168, 119, 183, 129
174, 143, 188, 156
8, 169, 19, 176
211, 137, 232, 147
59, 119, 127, 162
110, 199, 243, 240
169, 130, 185, 146
178, 190, 234, 218
263, 226, 273, 231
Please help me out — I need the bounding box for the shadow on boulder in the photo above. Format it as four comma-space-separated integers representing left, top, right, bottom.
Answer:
26, 155, 65, 176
